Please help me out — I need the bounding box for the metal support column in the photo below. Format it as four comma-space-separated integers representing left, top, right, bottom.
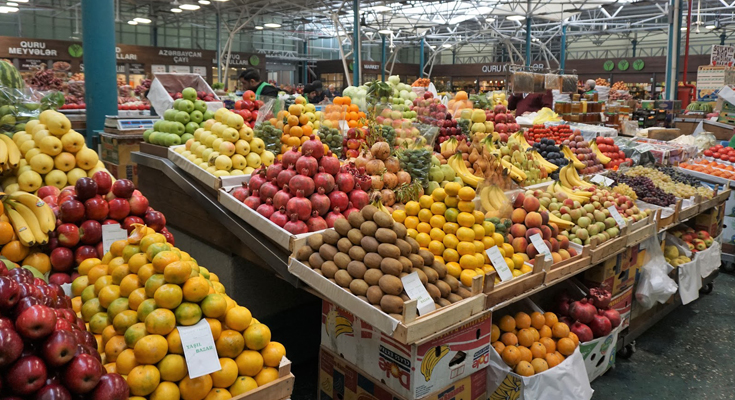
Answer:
632, 39, 638, 57
664, 0, 682, 100
352, 0, 360, 86
525, 17, 532, 67
452, 50, 456, 65
560, 24, 566, 71
419, 37, 425, 77
81, 0, 117, 141
721, 32, 727, 45
216, 13, 221, 83
303, 41, 308, 84
381, 35, 386, 81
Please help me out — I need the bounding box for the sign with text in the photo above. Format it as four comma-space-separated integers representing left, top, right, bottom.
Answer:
486, 246, 513, 281
178, 319, 221, 378
529, 234, 552, 261
102, 224, 128, 255
711, 45, 735, 67
590, 174, 614, 186
607, 206, 627, 228
400, 272, 435, 316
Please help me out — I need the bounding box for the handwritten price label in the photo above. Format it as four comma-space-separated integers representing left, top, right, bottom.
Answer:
486, 246, 513, 281
608, 206, 627, 228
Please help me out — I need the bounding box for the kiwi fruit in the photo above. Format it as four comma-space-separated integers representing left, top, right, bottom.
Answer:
380, 258, 403, 276
426, 283, 441, 300
349, 279, 369, 296
348, 211, 366, 228
333, 252, 351, 269
380, 295, 404, 314
357, 295, 369, 303
443, 275, 460, 292
395, 239, 412, 257
348, 246, 366, 262
308, 252, 324, 269
408, 254, 424, 269
421, 266, 438, 284
400, 293, 410, 301
389, 313, 404, 322
447, 293, 463, 303
363, 253, 383, 269
334, 270, 352, 287
366, 285, 383, 304
313, 269, 323, 276
411, 268, 428, 286
436, 280, 452, 298
377, 243, 401, 259
373, 211, 393, 228
378, 275, 403, 295
418, 249, 434, 266
361, 236, 379, 253
321, 261, 338, 278
375, 228, 397, 244
393, 223, 407, 239
398, 256, 413, 273
334, 219, 352, 236
295, 246, 313, 261
347, 261, 367, 279
322, 230, 341, 245
360, 221, 378, 237
347, 229, 364, 245
337, 238, 353, 253
437, 298, 452, 307
361, 205, 378, 221
431, 260, 447, 279
363, 269, 383, 285
456, 287, 472, 298
307, 234, 324, 250
406, 236, 420, 253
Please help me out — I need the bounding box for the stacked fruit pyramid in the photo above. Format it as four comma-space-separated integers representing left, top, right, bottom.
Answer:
0, 190, 57, 268
71, 225, 286, 399
276, 99, 322, 155
144, 88, 216, 147
4, 110, 102, 193
176, 108, 275, 176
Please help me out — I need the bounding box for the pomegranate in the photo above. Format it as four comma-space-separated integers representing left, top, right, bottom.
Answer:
328, 190, 349, 212
259, 179, 279, 202
273, 186, 292, 210
570, 321, 594, 342
276, 166, 297, 188
248, 170, 267, 192
396, 171, 411, 185
265, 163, 283, 181
302, 135, 325, 159
325, 208, 345, 227
358, 176, 372, 191
589, 287, 612, 309
380, 189, 396, 206
243, 191, 261, 209
282, 148, 302, 169
289, 169, 316, 197
602, 308, 621, 328
589, 311, 612, 338
558, 299, 571, 317
382, 172, 398, 189
343, 202, 360, 218
256, 198, 275, 218
231, 184, 249, 202
306, 211, 328, 231
371, 175, 384, 190
310, 187, 331, 216
560, 315, 574, 326
270, 207, 289, 227
314, 168, 336, 194
365, 159, 385, 176
295, 155, 319, 176
335, 169, 355, 193
568, 298, 597, 324
286, 190, 312, 221
555, 290, 573, 316
320, 154, 341, 175
354, 151, 370, 170
384, 157, 400, 173
284, 213, 308, 234
349, 189, 369, 210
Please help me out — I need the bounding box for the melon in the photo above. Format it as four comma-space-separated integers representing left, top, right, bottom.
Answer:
0, 60, 24, 89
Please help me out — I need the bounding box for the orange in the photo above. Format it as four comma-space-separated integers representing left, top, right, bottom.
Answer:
551, 322, 570, 338
545, 352, 562, 368
205, 388, 232, 400
500, 332, 518, 346
104, 362, 117, 373
201, 294, 228, 318
164, 261, 192, 284
116, 348, 139, 375
211, 358, 239, 388
93, 275, 113, 296
128, 253, 148, 274
0, 221, 14, 244
543, 312, 558, 327
2, 241, 30, 262
538, 325, 552, 338
89, 312, 111, 334
235, 350, 264, 376
530, 342, 547, 359
229, 376, 258, 396
206, 318, 223, 340
530, 312, 546, 330
254, 367, 279, 386
87, 264, 110, 284
71, 276, 89, 297
122, 245, 141, 262
557, 337, 576, 356
184, 276, 211, 302
134, 334, 169, 364
137, 298, 158, 322
23, 253, 51, 274
140, 233, 166, 252
145, 274, 166, 297
180, 375, 213, 400
150, 381, 180, 400
104, 335, 127, 362
167, 328, 184, 354
113, 310, 139, 334
531, 358, 549, 373
106, 296, 129, 319
498, 315, 516, 332
539, 337, 556, 354
243, 323, 271, 351
109, 239, 127, 256
515, 360, 535, 377
108, 256, 125, 271
492, 341, 505, 354
518, 346, 533, 363
146, 243, 171, 263
138, 264, 155, 285
517, 329, 534, 347
175, 302, 203, 326
501, 346, 521, 367
568, 332, 579, 347
102, 325, 117, 348
491, 324, 501, 342
158, 354, 188, 382
119, 275, 142, 297
98, 285, 121, 308
225, 306, 252, 331
111, 264, 130, 285
145, 308, 177, 335
216, 330, 245, 358
127, 365, 161, 396
154, 284, 183, 309
124, 323, 148, 348
515, 312, 532, 329
128, 288, 147, 311
152, 251, 181, 273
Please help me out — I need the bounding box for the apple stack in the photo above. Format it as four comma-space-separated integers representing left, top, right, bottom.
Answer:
481, 104, 519, 141
176, 108, 275, 177
0, 265, 129, 400
144, 87, 216, 147
71, 225, 287, 399
232, 91, 265, 129
41, 175, 169, 284
3, 110, 105, 194
413, 93, 467, 152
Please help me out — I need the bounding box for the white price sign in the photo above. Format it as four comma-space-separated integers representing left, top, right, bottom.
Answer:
102, 224, 128, 255
607, 206, 627, 228
178, 319, 222, 378
486, 246, 513, 281
400, 272, 435, 316
590, 174, 614, 186
529, 234, 552, 261
636, 144, 654, 153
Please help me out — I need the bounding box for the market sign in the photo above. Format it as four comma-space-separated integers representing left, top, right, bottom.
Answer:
159, 49, 203, 64
711, 44, 735, 67
364, 64, 380, 70
618, 60, 629, 71
18, 58, 45, 70
633, 59, 645, 71
603, 60, 615, 71
68, 44, 83, 58
129, 63, 145, 74
116, 47, 138, 61
481, 63, 546, 74
8, 41, 58, 57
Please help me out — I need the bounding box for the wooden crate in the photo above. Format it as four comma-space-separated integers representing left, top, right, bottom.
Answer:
167, 145, 249, 190
677, 196, 701, 222
138, 141, 170, 158
626, 213, 657, 247
588, 230, 627, 264
700, 184, 731, 212
656, 200, 681, 230
484, 255, 546, 307
544, 243, 592, 284
231, 357, 294, 400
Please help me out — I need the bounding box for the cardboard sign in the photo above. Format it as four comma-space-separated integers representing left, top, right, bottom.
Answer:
607, 206, 627, 228
401, 272, 435, 316
486, 246, 513, 281
178, 319, 222, 378
102, 224, 128, 255
590, 174, 614, 186
711, 45, 735, 67
529, 234, 552, 261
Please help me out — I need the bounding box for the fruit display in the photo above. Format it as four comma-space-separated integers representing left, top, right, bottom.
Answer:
591, 137, 632, 170
0, 59, 24, 89
145, 90, 214, 147
662, 241, 693, 266
413, 94, 467, 152
397, 147, 432, 188
326, 97, 365, 129
374, 107, 422, 147
318, 126, 343, 158
679, 159, 735, 180
340, 85, 368, 111
498, 135, 549, 186
624, 166, 713, 200
464, 104, 518, 140
610, 81, 629, 91
455, 108, 495, 138
554, 288, 621, 341
1, 104, 40, 138
355, 142, 414, 206
530, 138, 569, 177
703, 144, 735, 162
276, 100, 322, 155
411, 78, 430, 87
685, 101, 714, 113
607, 172, 676, 207
560, 131, 604, 175
427, 154, 459, 195
342, 126, 368, 159
71, 225, 286, 398
238, 138, 371, 233
168, 88, 216, 102
5, 110, 104, 194
447, 91, 473, 116
0, 266, 130, 399
177, 107, 275, 177
233, 97, 264, 129
295, 205, 474, 318
0, 190, 56, 264
253, 121, 283, 156
670, 226, 715, 253
594, 78, 610, 87
491, 311, 579, 376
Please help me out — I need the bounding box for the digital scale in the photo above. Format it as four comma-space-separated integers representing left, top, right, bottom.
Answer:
104, 115, 160, 134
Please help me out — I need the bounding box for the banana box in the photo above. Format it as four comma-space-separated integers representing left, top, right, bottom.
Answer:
578, 325, 622, 382
321, 300, 493, 399
319, 346, 488, 400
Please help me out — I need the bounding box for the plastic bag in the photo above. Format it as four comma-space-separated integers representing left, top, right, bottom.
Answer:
397, 146, 432, 187
635, 235, 678, 310
253, 98, 283, 155
399, 122, 439, 149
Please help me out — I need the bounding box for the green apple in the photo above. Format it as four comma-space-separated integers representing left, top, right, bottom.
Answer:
182, 87, 197, 102
165, 134, 182, 147
163, 109, 178, 121
194, 100, 207, 113
181, 133, 194, 143
148, 131, 161, 144
178, 100, 194, 113
173, 98, 183, 110
190, 110, 204, 124
185, 122, 199, 134
143, 129, 153, 142
173, 122, 186, 135
203, 110, 215, 121
153, 120, 165, 131
175, 111, 191, 124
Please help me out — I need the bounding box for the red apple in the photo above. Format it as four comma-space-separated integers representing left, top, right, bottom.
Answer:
43, 195, 58, 208
161, 227, 175, 245
55, 318, 74, 331
48, 273, 73, 286
18, 282, 41, 299
59, 200, 85, 223
41, 330, 78, 367
108, 198, 130, 220
128, 194, 149, 216
16, 305, 57, 340
101, 219, 118, 225
0, 327, 23, 368
243, 90, 255, 101
13, 297, 41, 321
0, 276, 20, 310
6, 355, 47, 395
84, 196, 109, 221
122, 216, 144, 233
75, 178, 98, 201
57, 223, 80, 248
38, 186, 61, 200
92, 171, 112, 195
111, 180, 135, 199
144, 210, 166, 232
79, 220, 102, 245
50, 247, 74, 273
63, 353, 103, 394
96, 242, 104, 258
34, 383, 72, 400
0, 315, 12, 329
90, 374, 129, 400
74, 246, 98, 266
0, 259, 7, 275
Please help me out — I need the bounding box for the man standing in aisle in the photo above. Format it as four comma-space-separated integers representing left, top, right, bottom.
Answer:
581, 79, 597, 95
239, 68, 279, 100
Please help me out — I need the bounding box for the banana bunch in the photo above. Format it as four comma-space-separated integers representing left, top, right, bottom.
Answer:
547, 211, 575, 230
547, 180, 591, 204
530, 150, 558, 173
2, 191, 56, 247
589, 140, 611, 164
560, 145, 585, 170
420, 345, 450, 382
448, 153, 481, 188
0, 134, 21, 174
511, 132, 531, 151
498, 158, 527, 182
480, 185, 508, 212
440, 137, 459, 154
489, 374, 522, 400
326, 310, 354, 338
559, 164, 595, 190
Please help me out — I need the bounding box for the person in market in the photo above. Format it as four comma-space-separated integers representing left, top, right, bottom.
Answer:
580, 79, 597, 95
238, 68, 279, 100
508, 90, 553, 115
304, 80, 328, 103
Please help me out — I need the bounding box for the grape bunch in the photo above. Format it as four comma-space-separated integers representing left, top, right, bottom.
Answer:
608, 172, 676, 206
533, 138, 568, 168
625, 166, 712, 200
655, 166, 702, 187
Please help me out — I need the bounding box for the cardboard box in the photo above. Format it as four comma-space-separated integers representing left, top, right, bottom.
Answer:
320, 300, 492, 399
609, 287, 634, 330
696, 66, 735, 101
318, 346, 488, 400
99, 132, 142, 166
579, 326, 622, 382
583, 254, 635, 297
103, 161, 138, 187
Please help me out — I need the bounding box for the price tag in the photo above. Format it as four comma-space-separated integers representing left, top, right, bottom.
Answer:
401, 272, 435, 316
178, 319, 222, 378
529, 234, 552, 261
590, 174, 614, 186
102, 224, 128, 255
607, 206, 627, 228
486, 246, 513, 281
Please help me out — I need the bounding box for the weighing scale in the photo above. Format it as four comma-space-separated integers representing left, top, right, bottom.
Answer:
104, 115, 160, 135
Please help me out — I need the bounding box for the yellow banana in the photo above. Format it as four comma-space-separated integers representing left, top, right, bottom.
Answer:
7, 200, 47, 245
590, 141, 611, 164
531, 150, 558, 173
449, 154, 481, 187
8, 192, 55, 235
565, 165, 595, 188
0, 137, 7, 167
499, 159, 527, 181
480, 186, 495, 211
547, 212, 575, 230
0, 134, 19, 168
561, 145, 585, 170
5, 203, 36, 247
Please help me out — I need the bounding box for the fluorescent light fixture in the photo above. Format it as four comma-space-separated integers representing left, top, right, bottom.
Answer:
0, 5, 17, 12
198, 0, 210, 4
171, 8, 182, 12
134, 17, 151, 23
264, 23, 281, 28
7, 2, 18, 6
706, 24, 716, 29
477, 7, 493, 13
371, 5, 392, 12
484, 17, 496, 23
681, 26, 687, 31
429, 45, 436, 49
378, 29, 393, 34
128, 20, 138, 25
212, 0, 229, 2
9, 0, 24, 2
442, 43, 453, 48
179, 4, 200, 10
507, 15, 526, 21
255, 26, 264, 30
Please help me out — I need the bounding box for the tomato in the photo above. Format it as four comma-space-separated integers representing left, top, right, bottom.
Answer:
704, 150, 713, 157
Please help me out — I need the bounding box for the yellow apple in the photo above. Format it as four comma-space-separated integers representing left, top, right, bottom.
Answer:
30, 153, 54, 174
39, 110, 55, 125
4, 183, 19, 194
201, 148, 213, 161
249, 138, 265, 154
260, 150, 275, 167
25, 148, 41, 164
75, 148, 99, 170
193, 128, 205, 139
24, 120, 40, 133
39, 136, 63, 156
219, 142, 236, 157
45, 113, 71, 136
222, 128, 239, 143
225, 113, 244, 130
61, 131, 85, 153
207, 152, 220, 166
229, 169, 245, 176
211, 138, 224, 152
305, 104, 316, 113
245, 152, 261, 168
205, 166, 217, 174
230, 154, 247, 170
18, 170, 42, 192
214, 108, 229, 122
15, 164, 32, 177
54, 152, 76, 172
175, 146, 186, 154
193, 158, 202, 165
214, 155, 232, 171
186, 154, 197, 162
238, 126, 254, 142
211, 123, 225, 137
243, 167, 255, 175
203, 120, 215, 131
44, 169, 68, 189
235, 140, 250, 156
213, 170, 230, 177
19, 140, 36, 156
12, 132, 31, 146
204, 135, 217, 148
30, 123, 47, 136
199, 162, 209, 170
66, 168, 87, 185
33, 129, 50, 143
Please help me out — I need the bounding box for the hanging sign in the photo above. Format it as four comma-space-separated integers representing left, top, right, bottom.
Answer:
711, 45, 735, 67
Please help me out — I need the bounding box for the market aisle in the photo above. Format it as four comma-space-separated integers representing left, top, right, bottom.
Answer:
591, 271, 735, 399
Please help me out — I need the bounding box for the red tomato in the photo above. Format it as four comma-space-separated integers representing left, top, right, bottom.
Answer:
704, 150, 714, 157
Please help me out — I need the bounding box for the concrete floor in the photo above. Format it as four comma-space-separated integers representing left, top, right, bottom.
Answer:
591, 271, 735, 399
